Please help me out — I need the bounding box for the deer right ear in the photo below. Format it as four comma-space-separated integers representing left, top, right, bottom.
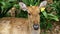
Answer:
19, 2, 27, 11
39, 1, 47, 8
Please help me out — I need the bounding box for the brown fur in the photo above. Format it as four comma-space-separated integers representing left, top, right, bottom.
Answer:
0, 6, 40, 34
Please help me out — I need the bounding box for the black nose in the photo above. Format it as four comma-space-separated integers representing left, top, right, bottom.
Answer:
33, 24, 39, 30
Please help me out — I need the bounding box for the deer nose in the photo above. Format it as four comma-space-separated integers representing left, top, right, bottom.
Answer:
33, 24, 39, 30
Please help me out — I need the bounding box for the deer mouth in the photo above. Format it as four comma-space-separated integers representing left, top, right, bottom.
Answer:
33, 24, 39, 30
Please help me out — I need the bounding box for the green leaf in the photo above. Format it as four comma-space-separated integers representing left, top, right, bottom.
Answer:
46, 23, 52, 29
9, 0, 16, 1
48, 13, 59, 21
22, 0, 30, 6
42, 11, 48, 18
14, 4, 20, 9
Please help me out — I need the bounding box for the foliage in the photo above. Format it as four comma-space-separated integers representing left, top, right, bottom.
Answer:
0, 0, 19, 17
40, 0, 60, 30
22, 0, 40, 6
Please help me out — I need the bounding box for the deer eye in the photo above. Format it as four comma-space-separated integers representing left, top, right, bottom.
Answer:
39, 13, 40, 14
28, 13, 31, 15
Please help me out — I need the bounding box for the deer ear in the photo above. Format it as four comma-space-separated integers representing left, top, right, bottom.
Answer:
19, 2, 27, 11
39, 1, 47, 8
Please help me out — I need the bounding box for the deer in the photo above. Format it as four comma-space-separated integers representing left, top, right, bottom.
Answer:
0, 1, 47, 34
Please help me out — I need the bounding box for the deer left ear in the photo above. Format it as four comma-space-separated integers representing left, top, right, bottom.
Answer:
39, 1, 47, 8
19, 2, 27, 11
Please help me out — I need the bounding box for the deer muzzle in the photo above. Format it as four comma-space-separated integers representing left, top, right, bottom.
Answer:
33, 24, 39, 30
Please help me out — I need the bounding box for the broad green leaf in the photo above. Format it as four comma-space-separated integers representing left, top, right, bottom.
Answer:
42, 11, 48, 18
48, 13, 59, 21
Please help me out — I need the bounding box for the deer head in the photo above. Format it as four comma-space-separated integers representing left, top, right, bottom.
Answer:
19, 1, 47, 30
